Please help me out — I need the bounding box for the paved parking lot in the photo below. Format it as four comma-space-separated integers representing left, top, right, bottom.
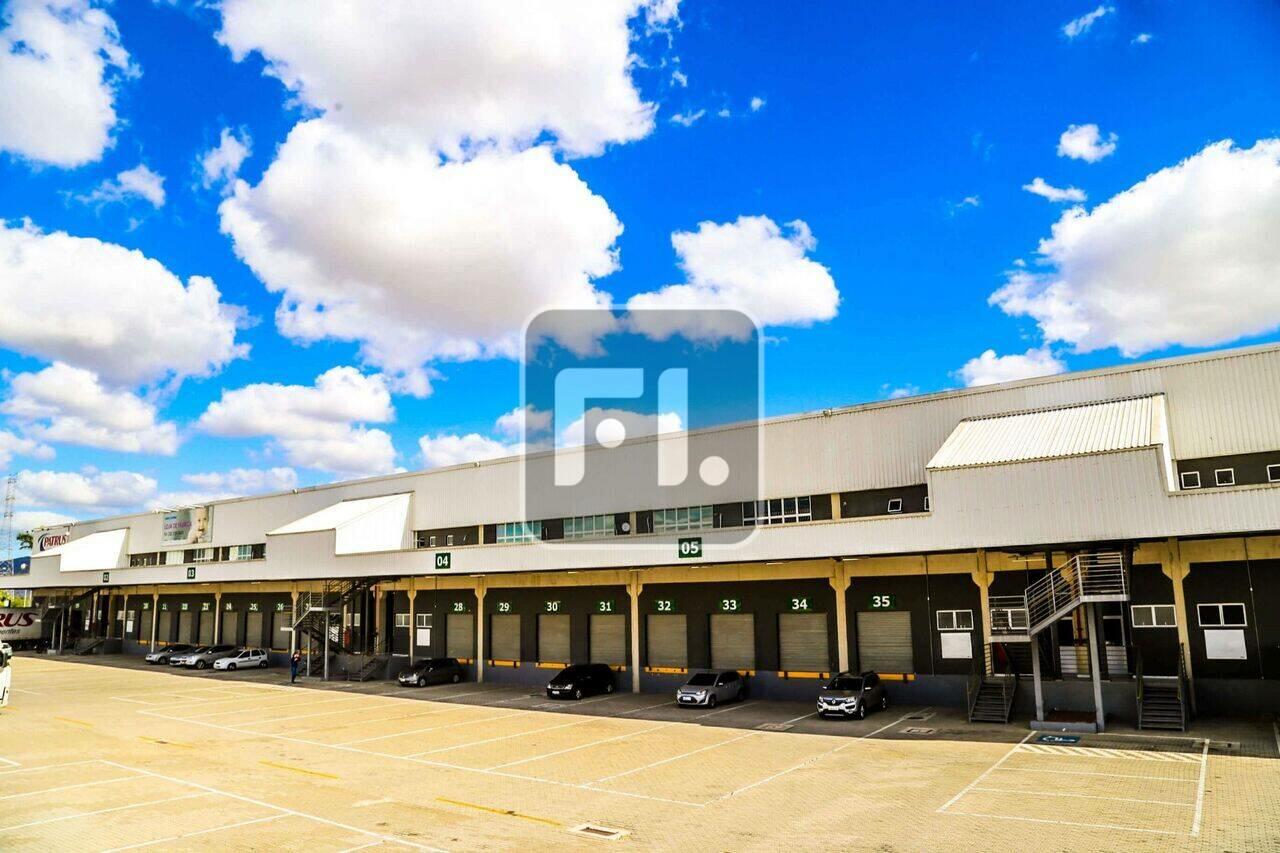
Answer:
2, 655, 1278, 851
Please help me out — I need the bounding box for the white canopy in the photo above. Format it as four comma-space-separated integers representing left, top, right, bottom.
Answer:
41, 528, 129, 573
268, 492, 412, 555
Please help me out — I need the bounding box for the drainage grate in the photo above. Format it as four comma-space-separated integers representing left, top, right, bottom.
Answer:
904, 711, 935, 721
570, 824, 629, 841
901, 726, 936, 735
757, 722, 794, 732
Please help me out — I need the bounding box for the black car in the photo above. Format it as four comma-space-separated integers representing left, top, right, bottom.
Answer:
545, 663, 616, 699
397, 657, 465, 687
144, 643, 194, 665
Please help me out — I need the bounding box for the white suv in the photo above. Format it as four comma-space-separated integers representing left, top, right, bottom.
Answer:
213, 647, 269, 671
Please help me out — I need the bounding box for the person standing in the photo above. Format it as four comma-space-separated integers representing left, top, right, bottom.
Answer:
290, 649, 301, 683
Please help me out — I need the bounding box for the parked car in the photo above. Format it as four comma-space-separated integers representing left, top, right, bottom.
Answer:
173, 644, 238, 669
816, 671, 887, 719
676, 670, 746, 708
545, 663, 615, 699
212, 647, 269, 671
397, 657, 464, 687
146, 644, 194, 665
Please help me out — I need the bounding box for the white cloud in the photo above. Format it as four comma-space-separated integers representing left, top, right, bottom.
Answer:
0, 221, 247, 386
1058, 123, 1117, 163
1022, 177, 1087, 203
17, 469, 157, 511
2, 362, 179, 455
558, 407, 682, 448
992, 139, 1280, 357
669, 109, 705, 127
196, 366, 397, 476
80, 164, 167, 208
199, 128, 251, 189
627, 215, 838, 340
671, 69, 688, 88
882, 384, 919, 400
217, 0, 675, 158
0, 0, 133, 167
1132, 32, 1153, 45
14, 509, 77, 533
219, 121, 621, 395
1062, 5, 1113, 39
150, 467, 298, 508
495, 405, 552, 439
0, 430, 54, 468
419, 433, 520, 469
947, 195, 982, 216
957, 347, 1066, 387
749, 96, 766, 112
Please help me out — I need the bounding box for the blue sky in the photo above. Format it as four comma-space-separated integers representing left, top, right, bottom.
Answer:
2, 0, 1280, 530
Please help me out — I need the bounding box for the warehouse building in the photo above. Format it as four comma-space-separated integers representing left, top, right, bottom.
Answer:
7, 343, 1280, 727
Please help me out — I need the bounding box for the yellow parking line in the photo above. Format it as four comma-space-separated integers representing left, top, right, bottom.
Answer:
138, 736, 194, 749
436, 797, 563, 827
53, 716, 92, 728
258, 760, 339, 780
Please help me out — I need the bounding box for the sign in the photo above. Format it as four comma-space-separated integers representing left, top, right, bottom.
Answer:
161, 507, 209, 545
200, 602, 211, 612
869, 594, 896, 610
186, 568, 197, 580
416, 628, 431, 646
544, 600, 562, 613
180, 602, 189, 612
678, 537, 702, 559
224, 602, 234, 611
717, 597, 741, 612
787, 596, 812, 612
248, 602, 260, 612
275, 602, 287, 611
141, 601, 150, 610
102, 572, 110, 584
596, 599, 616, 613
496, 601, 512, 613
653, 598, 677, 613
434, 552, 451, 570
1036, 734, 1080, 745
451, 601, 469, 613
36, 529, 70, 552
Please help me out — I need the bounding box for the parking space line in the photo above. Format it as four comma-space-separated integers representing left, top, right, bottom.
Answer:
185, 694, 371, 720
971, 786, 1193, 807
0, 757, 18, 768
100, 814, 288, 852
0, 775, 142, 801
993, 766, 1196, 783
689, 700, 758, 719
942, 809, 1181, 836
233, 702, 454, 729
0, 792, 210, 833
1191, 739, 1210, 836
488, 721, 673, 770
589, 730, 759, 784
531, 692, 628, 710
407, 714, 597, 756
937, 731, 1035, 814
341, 710, 525, 746
611, 698, 677, 716
0, 759, 98, 775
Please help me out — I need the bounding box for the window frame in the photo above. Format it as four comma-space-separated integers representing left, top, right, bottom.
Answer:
496, 521, 542, 544
1180, 470, 1201, 490
1130, 603, 1177, 628
1214, 467, 1235, 487
1197, 602, 1247, 628
394, 613, 410, 629
652, 505, 714, 534
936, 609, 974, 631
416, 613, 429, 628
886, 498, 904, 514
230, 544, 254, 561
742, 495, 812, 526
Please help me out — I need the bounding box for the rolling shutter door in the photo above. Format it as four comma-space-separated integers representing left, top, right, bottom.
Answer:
220, 612, 239, 645
178, 611, 195, 643
157, 611, 172, 643
710, 614, 755, 670
447, 613, 475, 659
198, 611, 215, 645
538, 614, 570, 663
856, 611, 913, 674
271, 611, 291, 650
589, 614, 626, 665
490, 614, 520, 661
137, 610, 152, 642
779, 613, 830, 672
246, 611, 265, 648
646, 614, 687, 669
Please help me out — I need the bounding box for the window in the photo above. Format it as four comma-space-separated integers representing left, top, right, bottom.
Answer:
1268, 463, 1280, 483
163, 550, 185, 566
743, 495, 812, 526
652, 505, 714, 533
496, 521, 542, 543
1215, 468, 1235, 487
1180, 470, 1201, 489
230, 545, 254, 561
394, 613, 410, 628
1131, 604, 1177, 628
1197, 603, 1247, 628
446, 534, 454, 546
886, 498, 903, 514
416, 613, 429, 628
129, 552, 158, 567
563, 514, 615, 540
923, 496, 931, 511
936, 609, 974, 631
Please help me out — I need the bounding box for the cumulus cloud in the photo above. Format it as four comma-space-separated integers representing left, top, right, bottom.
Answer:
0, 221, 247, 386
1058, 123, 1117, 163
627, 215, 838, 341
0, 0, 133, 167
199, 127, 251, 189
1022, 177, 1087, 204
1062, 5, 1113, 39
957, 347, 1066, 387
14, 509, 76, 533
2, 362, 179, 455
217, 0, 675, 158
495, 405, 553, 439
419, 433, 520, 469
0, 430, 54, 468
669, 109, 705, 127
79, 163, 167, 208
991, 139, 1280, 357
196, 367, 398, 476
559, 407, 682, 448
150, 467, 298, 508
1132, 32, 1153, 45
219, 121, 621, 395
17, 469, 157, 512
749, 96, 766, 112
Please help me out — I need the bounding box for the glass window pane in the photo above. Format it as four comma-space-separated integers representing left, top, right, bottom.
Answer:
1155, 605, 1175, 627
957, 611, 973, 630
1222, 604, 1246, 626
1132, 606, 1153, 627
937, 611, 954, 630
1198, 604, 1220, 626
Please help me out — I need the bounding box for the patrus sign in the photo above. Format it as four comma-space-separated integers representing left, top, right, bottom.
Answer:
523, 308, 761, 549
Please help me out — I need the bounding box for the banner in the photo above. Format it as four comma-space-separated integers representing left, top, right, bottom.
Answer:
161, 507, 209, 545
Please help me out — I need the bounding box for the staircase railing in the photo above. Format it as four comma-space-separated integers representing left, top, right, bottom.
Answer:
1133, 643, 1145, 728
989, 596, 1030, 640
290, 578, 384, 679
966, 652, 983, 715
1177, 642, 1195, 720
1025, 552, 1127, 634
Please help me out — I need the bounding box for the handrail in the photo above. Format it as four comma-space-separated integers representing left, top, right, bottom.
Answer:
966, 653, 982, 717
1133, 643, 1144, 728
1024, 552, 1127, 634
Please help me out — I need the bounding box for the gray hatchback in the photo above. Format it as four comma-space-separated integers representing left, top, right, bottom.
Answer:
816, 671, 887, 719
676, 670, 746, 708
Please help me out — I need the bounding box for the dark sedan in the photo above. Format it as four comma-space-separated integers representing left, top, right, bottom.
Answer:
397, 657, 464, 687
545, 663, 615, 700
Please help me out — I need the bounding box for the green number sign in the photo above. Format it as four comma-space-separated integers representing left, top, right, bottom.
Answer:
102, 572, 110, 583
869, 594, 896, 610
596, 600, 615, 613
275, 602, 287, 611
496, 601, 512, 613
789, 596, 812, 612
180, 602, 189, 611
654, 598, 676, 613
201, 602, 211, 612
248, 602, 260, 612
678, 537, 702, 559
544, 600, 562, 613
224, 602, 234, 611
452, 601, 468, 613
435, 552, 451, 570
186, 567, 197, 580
718, 597, 741, 613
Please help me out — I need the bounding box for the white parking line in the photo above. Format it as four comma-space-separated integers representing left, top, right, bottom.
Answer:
937, 732, 1034, 813
488, 721, 673, 770
0, 756, 18, 768
343, 711, 525, 746
99, 813, 288, 852
242, 702, 459, 730
407, 714, 597, 756
589, 730, 759, 784
970, 786, 1193, 807
531, 692, 627, 710
1191, 739, 1210, 837
0, 759, 99, 775
0, 792, 210, 833
942, 809, 1181, 836
688, 700, 758, 719
0, 775, 141, 801
993, 766, 1196, 783
185, 693, 370, 720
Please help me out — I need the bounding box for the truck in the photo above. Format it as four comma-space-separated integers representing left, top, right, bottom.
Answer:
0, 609, 44, 650
0, 641, 11, 708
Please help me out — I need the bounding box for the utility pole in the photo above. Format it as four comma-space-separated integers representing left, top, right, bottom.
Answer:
0, 474, 15, 577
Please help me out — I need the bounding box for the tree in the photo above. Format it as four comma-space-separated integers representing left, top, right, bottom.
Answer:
16, 532, 32, 551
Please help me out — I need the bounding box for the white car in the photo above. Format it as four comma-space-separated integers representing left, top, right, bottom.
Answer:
213, 648, 269, 671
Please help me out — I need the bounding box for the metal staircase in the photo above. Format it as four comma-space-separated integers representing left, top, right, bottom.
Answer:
1024, 552, 1128, 635
73, 637, 106, 656
1136, 644, 1191, 731
291, 578, 381, 679
967, 647, 1017, 723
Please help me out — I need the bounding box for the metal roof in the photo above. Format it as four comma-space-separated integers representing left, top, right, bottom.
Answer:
926, 395, 1166, 470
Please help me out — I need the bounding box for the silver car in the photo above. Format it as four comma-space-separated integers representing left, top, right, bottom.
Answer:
676, 670, 746, 708
816, 671, 888, 719
176, 644, 238, 669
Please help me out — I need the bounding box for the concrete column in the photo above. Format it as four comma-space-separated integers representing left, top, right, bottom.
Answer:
105, 594, 115, 639
1031, 638, 1045, 721
830, 560, 851, 673
1162, 538, 1195, 682
289, 590, 298, 655
628, 572, 643, 693
974, 550, 993, 675
121, 593, 128, 643
475, 578, 486, 683
1085, 603, 1105, 731
214, 590, 222, 644
149, 593, 159, 652
408, 577, 417, 664
374, 587, 385, 654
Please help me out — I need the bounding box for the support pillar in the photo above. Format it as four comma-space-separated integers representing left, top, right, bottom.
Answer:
628, 572, 643, 693
121, 593, 128, 644
374, 587, 385, 654
149, 592, 158, 653
289, 590, 298, 656
1031, 636, 1045, 722
105, 593, 115, 640
973, 550, 993, 675
323, 610, 331, 681
1085, 603, 1105, 731
214, 590, 222, 645
475, 578, 486, 683
830, 560, 851, 673
408, 578, 417, 665
1162, 538, 1195, 682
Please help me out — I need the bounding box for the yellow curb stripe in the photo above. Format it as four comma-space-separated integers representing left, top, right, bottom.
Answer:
258, 760, 339, 780
53, 716, 92, 728
436, 796, 563, 827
